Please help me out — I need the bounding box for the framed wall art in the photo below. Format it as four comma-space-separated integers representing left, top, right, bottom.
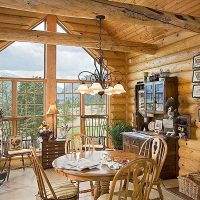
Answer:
193, 54, 200, 69
192, 85, 200, 98
192, 70, 200, 83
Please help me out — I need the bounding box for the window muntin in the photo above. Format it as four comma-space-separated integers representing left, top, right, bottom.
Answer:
57, 82, 81, 138
85, 94, 107, 115
0, 80, 12, 116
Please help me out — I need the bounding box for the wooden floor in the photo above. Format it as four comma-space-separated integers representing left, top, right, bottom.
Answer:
0, 168, 183, 200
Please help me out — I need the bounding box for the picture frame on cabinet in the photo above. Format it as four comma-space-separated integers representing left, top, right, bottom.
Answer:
155, 120, 163, 131
193, 54, 200, 69
192, 85, 200, 98
176, 115, 191, 139
192, 70, 200, 83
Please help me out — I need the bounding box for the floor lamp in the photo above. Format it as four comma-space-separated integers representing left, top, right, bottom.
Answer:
46, 103, 59, 137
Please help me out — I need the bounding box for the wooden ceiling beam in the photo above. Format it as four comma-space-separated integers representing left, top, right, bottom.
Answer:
0, 23, 30, 29
0, 27, 158, 54
0, 13, 41, 26
0, 7, 45, 18
0, 0, 199, 32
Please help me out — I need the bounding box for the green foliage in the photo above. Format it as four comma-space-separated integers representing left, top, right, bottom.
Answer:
109, 121, 133, 150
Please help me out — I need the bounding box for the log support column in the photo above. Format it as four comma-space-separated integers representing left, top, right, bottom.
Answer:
45, 15, 57, 137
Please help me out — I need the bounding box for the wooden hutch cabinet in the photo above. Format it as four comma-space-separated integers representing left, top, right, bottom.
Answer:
129, 77, 179, 179
135, 77, 178, 130
41, 140, 65, 169
123, 132, 179, 179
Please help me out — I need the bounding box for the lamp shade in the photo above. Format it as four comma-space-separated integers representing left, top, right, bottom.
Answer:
86, 87, 96, 95
46, 104, 59, 115
104, 86, 114, 96
90, 82, 103, 94
113, 83, 126, 94
77, 83, 88, 94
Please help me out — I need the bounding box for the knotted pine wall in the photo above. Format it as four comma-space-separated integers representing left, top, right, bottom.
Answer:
127, 32, 200, 176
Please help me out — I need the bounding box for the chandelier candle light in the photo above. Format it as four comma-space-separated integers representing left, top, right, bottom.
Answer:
77, 15, 126, 96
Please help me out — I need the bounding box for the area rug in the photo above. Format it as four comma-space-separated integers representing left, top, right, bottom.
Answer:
166, 187, 193, 200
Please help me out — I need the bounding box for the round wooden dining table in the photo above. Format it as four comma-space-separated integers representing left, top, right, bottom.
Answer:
53, 150, 140, 200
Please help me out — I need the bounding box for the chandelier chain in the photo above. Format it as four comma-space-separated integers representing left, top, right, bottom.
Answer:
77, 15, 125, 95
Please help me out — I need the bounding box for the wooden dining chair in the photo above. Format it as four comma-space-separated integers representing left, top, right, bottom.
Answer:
65, 134, 95, 154
139, 136, 168, 200
64, 135, 94, 195
98, 158, 157, 200
2, 135, 32, 180
30, 147, 78, 200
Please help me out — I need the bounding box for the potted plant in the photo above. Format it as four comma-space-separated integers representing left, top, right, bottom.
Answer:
109, 121, 133, 150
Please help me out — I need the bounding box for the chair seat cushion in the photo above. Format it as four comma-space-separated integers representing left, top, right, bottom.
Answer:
8, 149, 31, 155
46, 180, 78, 199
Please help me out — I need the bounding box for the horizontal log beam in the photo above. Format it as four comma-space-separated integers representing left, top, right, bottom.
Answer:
0, 28, 158, 54
0, 13, 40, 25
0, 0, 200, 32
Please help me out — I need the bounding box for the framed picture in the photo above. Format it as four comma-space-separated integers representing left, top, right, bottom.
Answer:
193, 70, 200, 83
193, 54, 200, 69
155, 120, 163, 131
192, 85, 200, 98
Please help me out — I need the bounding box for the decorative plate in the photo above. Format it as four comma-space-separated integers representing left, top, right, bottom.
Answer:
148, 121, 155, 131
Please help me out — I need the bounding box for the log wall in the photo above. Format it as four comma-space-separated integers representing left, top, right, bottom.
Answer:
107, 54, 128, 123
126, 32, 200, 176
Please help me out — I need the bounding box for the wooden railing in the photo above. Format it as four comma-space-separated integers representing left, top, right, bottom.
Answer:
81, 115, 108, 148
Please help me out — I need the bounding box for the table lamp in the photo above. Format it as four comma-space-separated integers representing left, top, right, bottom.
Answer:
46, 103, 59, 136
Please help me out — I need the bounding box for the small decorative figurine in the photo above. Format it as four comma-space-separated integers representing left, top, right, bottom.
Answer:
178, 127, 186, 139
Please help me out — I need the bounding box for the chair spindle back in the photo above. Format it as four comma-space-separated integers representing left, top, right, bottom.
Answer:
139, 136, 167, 181
109, 158, 157, 200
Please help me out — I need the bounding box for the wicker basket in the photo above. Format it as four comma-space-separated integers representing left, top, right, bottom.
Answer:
178, 172, 200, 200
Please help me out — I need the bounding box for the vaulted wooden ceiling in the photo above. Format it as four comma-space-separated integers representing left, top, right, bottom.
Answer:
0, 0, 199, 57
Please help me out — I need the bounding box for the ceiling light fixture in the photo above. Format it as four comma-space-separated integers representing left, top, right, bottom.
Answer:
77, 15, 126, 96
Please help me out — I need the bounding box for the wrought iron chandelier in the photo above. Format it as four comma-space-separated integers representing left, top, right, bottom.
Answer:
77, 15, 126, 96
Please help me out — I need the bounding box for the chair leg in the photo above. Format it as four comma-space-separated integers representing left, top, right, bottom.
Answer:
90, 181, 94, 196
1, 157, 8, 172
21, 154, 25, 171
157, 182, 164, 200
7, 157, 11, 181
77, 181, 80, 199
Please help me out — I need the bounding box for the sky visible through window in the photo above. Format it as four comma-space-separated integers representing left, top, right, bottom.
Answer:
0, 22, 94, 79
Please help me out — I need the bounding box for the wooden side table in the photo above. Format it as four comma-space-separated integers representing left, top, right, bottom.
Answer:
42, 140, 65, 169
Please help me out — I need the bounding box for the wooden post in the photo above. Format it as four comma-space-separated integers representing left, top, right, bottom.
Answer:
12, 80, 17, 135
45, 15, 57, 137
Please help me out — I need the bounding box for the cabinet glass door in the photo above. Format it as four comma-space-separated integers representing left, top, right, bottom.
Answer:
145, 84, 154, 112
155, 82, 164, 112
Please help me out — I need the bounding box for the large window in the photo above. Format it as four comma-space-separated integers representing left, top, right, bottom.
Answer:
0, 22, 44, 78
0, 79, 44, 148
17, 81, 44, 138
57, 82, 81, 138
